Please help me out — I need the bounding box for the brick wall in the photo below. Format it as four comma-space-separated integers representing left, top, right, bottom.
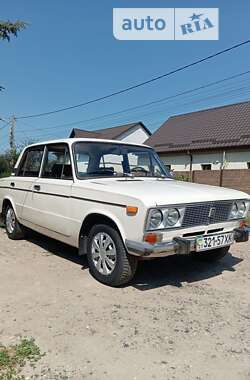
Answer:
173, 169, 250, 195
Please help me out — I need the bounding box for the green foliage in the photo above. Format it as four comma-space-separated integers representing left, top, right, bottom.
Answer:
0, 156, 10, 178
0, 21, 27, 42
174, 173, 190, 182
0, 338, 44, 380
0, 140, 37, 178
0, 150, 17, 178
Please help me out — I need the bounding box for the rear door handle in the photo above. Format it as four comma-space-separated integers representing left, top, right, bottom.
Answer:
10, 182, 15, 187
34, 185, 41, 191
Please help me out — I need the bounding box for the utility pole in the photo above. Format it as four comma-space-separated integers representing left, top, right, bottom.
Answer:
9, 116, 16, 169
9, 115, 16, 151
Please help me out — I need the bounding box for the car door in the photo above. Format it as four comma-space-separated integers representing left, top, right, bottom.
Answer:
22, 143, 74, 237
11, 146, 45, 221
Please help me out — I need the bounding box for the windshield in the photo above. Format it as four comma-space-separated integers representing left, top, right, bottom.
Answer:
73, 142, 170, 179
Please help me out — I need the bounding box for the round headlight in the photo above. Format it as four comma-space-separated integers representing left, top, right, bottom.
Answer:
238, 201, 246, 217
231, 202, 238, 219
149, 209, 163, 229
165, 208, 180, 226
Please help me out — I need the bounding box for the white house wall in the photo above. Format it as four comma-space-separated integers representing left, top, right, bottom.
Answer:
119, 125, 150, 144
159, 150, 250, 171
160, 154, 190, 171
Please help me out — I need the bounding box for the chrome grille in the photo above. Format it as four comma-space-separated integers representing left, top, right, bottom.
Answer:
182, 201, 233, 228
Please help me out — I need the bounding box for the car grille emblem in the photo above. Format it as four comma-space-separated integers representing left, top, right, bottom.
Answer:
208, 207, 216, 219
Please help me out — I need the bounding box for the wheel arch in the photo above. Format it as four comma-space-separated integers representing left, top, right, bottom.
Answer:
78, 212, 126, 255
1, 197, 16, 222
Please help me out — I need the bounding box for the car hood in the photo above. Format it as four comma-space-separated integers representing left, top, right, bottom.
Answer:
82, 178, 249, 207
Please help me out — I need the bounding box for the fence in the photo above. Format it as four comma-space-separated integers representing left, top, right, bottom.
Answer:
174, 169, 250, 195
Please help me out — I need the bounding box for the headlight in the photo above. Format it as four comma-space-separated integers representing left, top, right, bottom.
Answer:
238, 201, 247, 217
229, 200, 249, 219
149, 209, 163, 229
230, 202, 238, 219
147, 207, 185, 230
165, 208, 180, 226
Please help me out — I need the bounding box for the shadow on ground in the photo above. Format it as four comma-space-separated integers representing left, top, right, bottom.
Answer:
26, 231, 88, 268
132, 253, 242, 290
26, 230, 243, 291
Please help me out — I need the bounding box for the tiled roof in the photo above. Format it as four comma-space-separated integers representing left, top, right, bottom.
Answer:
69, 122, 151, 140
146, 101, 250, 153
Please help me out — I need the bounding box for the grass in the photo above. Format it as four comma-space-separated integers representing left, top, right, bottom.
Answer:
0, 338, 44, 380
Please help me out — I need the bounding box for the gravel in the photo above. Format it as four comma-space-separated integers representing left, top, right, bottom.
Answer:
0, 228, 250, 379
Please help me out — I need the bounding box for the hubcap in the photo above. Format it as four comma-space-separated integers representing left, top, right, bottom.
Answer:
6, 208, 16, 234
91, 232, 117, 275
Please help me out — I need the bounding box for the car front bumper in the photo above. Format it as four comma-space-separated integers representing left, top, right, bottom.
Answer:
125, 227, 250, 258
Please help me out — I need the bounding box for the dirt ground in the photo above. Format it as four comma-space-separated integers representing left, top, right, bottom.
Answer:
0, 227, 250, 380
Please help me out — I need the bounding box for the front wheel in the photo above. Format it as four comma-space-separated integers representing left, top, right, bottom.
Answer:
5, 205, 26, 240
192, 246, 230, 262
87, 224, 138, 286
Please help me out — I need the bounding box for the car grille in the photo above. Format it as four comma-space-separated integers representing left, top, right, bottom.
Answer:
182, 201, 233, 228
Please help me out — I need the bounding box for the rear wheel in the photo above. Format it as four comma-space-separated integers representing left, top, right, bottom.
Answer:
87, 224, 138, 286
5, 205, 26, 240
192, 246, 230, 262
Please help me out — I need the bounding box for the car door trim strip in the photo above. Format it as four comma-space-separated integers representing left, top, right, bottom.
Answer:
0, 186, 126, 208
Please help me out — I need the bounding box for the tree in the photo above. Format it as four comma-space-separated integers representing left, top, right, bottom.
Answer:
0, 20, 27, 91
0, 154, 10, 177
0, 20, 27, 41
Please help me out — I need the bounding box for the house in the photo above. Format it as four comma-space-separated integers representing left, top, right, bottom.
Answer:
146, 101, 250, 171
69, 122, 151, 144
146, 101, 250, 194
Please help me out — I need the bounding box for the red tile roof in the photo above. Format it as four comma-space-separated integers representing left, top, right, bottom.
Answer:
146, 101, 250, 153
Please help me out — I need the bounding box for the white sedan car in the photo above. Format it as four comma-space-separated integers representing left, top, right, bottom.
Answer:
0, 138, 249, 286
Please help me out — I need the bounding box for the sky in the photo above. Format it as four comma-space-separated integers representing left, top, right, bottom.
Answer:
0, 0, 250, 151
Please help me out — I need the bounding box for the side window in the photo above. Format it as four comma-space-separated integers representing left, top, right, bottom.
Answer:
42, 144, 73, 179
18, 147, 44, 177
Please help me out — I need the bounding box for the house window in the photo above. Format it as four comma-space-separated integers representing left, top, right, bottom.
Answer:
247, 162, 250, 169
165, 164, 171, 171
201, 164, 211, 171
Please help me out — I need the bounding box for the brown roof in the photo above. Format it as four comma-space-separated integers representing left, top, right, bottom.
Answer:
146, 101, 250, 153
69, 122, 151, 140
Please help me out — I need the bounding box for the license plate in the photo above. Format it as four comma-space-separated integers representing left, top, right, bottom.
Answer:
196, 232, 234, 252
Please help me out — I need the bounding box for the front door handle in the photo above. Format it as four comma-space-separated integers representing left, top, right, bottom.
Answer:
10, 182, 15, 187
34, 185, 41, 191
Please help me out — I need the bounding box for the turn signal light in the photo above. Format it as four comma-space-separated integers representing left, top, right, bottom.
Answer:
144, 233, 162, 245
240, 220, 247, 228
126, 206, 138, 215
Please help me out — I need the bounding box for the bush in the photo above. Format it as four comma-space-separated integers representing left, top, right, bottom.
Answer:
0, 155, 10, 177
173, 173, 190, 182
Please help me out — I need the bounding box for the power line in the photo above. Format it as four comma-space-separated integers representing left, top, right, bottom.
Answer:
16, 69, 250, 134
16, 85, 250, 138
0, 117, 10, 131
21, 89, 250, 142
16, 39, 250, 120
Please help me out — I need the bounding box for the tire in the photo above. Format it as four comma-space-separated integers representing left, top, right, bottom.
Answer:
87, 224, 138, 286
192, 246, 230, 262
5, 205, 26, 240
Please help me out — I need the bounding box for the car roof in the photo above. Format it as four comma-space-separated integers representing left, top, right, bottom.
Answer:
27, 138, 151, 149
